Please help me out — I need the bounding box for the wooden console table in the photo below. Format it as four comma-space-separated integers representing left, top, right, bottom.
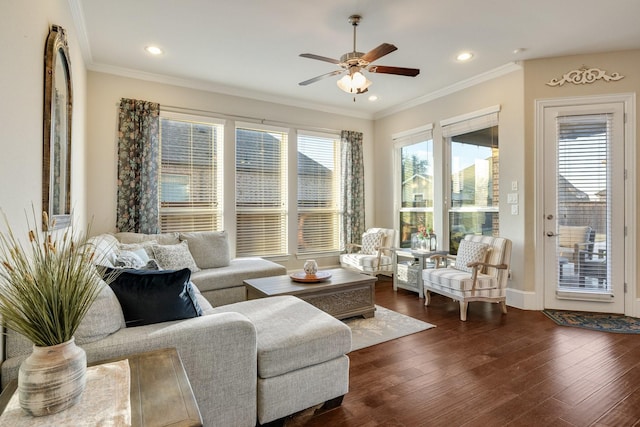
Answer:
245, 267, 377, 319
0, 348, 202, 427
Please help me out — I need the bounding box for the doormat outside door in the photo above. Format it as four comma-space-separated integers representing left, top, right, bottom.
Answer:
543, 309, 640, 334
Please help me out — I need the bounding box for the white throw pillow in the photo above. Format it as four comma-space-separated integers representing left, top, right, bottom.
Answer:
454, 240, 490, 273
361, 231, 384, 255
152, 241, 201, 273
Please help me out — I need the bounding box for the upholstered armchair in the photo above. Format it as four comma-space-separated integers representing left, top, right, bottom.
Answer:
340, 228, 395, 276
422, 234, 512, 321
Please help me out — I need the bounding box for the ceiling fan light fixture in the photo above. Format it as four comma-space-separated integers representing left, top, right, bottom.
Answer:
337, 71, 372, 94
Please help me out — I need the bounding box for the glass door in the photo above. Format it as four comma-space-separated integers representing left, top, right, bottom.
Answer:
543, 103, 625, 313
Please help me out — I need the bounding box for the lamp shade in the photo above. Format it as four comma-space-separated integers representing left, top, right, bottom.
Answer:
337, 71, 372, 94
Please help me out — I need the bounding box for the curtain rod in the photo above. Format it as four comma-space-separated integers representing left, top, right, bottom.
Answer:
159, 104, 342, 135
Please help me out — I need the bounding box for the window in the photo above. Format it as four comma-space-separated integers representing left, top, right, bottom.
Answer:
297, 131, 341, 254
235, 125, 288, 257
159, 113, 223, 232
394, 126, 434, 248
442, 109, 499, 254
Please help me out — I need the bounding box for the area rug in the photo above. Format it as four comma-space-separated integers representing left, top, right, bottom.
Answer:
344, 305, 435, 351
543, 309, 640, 334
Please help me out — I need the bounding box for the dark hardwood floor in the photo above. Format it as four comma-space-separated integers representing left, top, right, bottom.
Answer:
295, 276, 640, 427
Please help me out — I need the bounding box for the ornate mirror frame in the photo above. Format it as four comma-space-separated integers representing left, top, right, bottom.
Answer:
43, 25, 73, 229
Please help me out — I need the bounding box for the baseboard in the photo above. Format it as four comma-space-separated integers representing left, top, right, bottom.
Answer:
506, 288, 540, 311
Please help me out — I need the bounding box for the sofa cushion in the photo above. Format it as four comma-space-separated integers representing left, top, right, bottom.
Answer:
115, 232, 180, 246
179, 231, 230, 269
87, 233, 120, 267
118, 240, 158, 259
4, 280, 126, 358
152, 241, 201, 273
190, 258, 286, 293
114, 249, 147, 268
106, 268, 202, 327
212, 296, 351, 379
75, 280, 126, 343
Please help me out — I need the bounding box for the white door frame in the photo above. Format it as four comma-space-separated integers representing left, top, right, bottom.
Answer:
534, 93, 637, 316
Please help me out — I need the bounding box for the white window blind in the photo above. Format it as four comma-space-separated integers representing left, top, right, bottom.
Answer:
236, 125, 288, 257
556, 114, 611, 290
441, 106, 500, 138
159, 114, 223, 232
297, 131, 341, 254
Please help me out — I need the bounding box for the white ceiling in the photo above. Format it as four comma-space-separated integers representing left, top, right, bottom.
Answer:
73, 0, 640, 119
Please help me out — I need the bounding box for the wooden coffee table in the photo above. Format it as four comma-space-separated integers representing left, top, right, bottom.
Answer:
244, 267, 377, 319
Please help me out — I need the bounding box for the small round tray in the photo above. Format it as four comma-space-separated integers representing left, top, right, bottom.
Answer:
290, 271, 332, 283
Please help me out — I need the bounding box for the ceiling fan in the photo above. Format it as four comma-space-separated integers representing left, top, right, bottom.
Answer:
299, 14, 420, 95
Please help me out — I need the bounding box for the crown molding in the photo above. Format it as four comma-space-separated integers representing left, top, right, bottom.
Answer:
373, 62, 522, 120
67, 0, 92, 64
87, 62, 375, 120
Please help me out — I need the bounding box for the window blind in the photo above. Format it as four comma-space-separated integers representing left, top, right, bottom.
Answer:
441, 107, 499, 138
297, 131, 341, 254
235, 125, 288, 257
159, 116, 223, 232
556, 113, 611, 290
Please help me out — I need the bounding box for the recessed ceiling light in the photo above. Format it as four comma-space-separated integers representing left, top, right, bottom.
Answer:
368, 95, 378, 102
456, 52, 473, 62
145, 46, 163, 55
513, 48, 526, 54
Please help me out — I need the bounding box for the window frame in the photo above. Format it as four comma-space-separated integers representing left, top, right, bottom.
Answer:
393, 124, 434, 249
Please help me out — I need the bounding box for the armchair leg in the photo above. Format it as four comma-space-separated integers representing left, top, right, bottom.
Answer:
459, 301, 468, 321
424, 290, 431, 306
499, 300, 508, 314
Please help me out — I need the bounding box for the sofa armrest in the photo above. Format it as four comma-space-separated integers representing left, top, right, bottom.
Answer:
2, 313, 258, 427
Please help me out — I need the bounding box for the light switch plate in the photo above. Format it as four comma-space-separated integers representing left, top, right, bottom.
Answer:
507, 193, 518, 204
511, 180, 518, 191
511, 205, 519, 215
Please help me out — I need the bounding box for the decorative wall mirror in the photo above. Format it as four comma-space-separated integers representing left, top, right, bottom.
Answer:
43, 25, 73, 229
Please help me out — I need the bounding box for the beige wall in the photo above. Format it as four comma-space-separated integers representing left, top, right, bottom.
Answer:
85, 71, 374, 271
373, 70, 527, 302
0, 0, 88, 228
524, 49, 640, 309
0, 0, 88, 363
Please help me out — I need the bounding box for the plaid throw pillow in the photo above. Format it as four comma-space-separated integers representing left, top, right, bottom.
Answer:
361, 231, 384, 255
455, 240, 490, 273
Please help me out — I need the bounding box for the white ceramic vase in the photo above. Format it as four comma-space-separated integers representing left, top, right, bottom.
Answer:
18, 337, 87, 416
303, 259, 318, 275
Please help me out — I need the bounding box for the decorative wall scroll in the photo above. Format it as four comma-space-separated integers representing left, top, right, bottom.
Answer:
546, 66, 624, 87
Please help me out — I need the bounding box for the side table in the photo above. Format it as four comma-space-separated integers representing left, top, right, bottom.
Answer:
0, 347, 202, 427
392, 248, 447, 298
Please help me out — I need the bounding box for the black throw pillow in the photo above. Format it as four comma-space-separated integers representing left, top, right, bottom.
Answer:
105, 267, 202, 327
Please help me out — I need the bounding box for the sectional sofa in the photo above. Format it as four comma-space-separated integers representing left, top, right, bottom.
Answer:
0, 231, 352, 426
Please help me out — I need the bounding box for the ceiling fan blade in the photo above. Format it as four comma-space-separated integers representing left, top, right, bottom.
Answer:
299, 69, 344, 86
368, 65, 420, 77
299, 53, 341, 64
361, 43, 397, 63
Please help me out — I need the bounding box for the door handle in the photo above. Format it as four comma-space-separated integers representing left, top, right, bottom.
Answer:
546, 231, 557, 237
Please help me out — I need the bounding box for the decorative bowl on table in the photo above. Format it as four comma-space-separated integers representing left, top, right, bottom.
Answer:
289, 271, 332, 283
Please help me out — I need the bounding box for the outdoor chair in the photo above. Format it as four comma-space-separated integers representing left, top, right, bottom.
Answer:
422, 234, 512, 321
577, 247, 607, 287
340, 228, 395, 276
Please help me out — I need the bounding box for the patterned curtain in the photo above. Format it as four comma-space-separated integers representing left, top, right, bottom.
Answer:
116, 98, 160, 233
340, 130, 365, 249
